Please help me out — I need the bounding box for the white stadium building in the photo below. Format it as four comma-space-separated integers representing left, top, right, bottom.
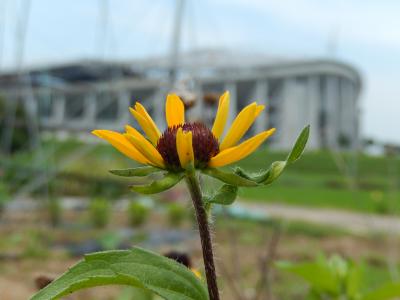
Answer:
0, 50, 362, 150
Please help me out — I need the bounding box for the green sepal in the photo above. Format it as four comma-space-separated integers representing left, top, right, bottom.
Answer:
234, 161, 286, 185
234, 125, 309, 185
109, 166, 162, 177
256, 161, 287, 185
30, 247, 208, 300
130, 172, 184, 194
204, 184, 238, 206
201, 168, 258, 187
286, 125, 310, 163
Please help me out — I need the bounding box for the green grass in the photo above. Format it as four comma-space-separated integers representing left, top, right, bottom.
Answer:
235, 148, 400, 214
2, 138, 400, 214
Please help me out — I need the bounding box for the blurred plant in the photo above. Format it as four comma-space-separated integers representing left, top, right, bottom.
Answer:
31, 93, 309, 300
90, 178, 126, 199
127, 200, 150, 227
22, 230, 50, 259
98, 232, 123, 251
370, 190, 390, 215
45, 197, 62, 227
0, 181, 10, 217
0, 96, 30, 154
166, 202, 186, 227
89, 197, 111, 228
278, 254, 400, 300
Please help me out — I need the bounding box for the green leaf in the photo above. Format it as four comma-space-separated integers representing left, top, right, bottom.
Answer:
117, 287, 154, 300
30, 247, 208, 300
110, 166, 162, 177
361, 282, 400, 300
205, 184, 238, 205
286, 125, 310, 164
202, 168, 258, 187
346, 262, 363, 299
130, 172, 184, 194
276, 261, 338, 294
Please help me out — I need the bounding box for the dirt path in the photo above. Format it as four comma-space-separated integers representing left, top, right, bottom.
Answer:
238, 201, 400, 235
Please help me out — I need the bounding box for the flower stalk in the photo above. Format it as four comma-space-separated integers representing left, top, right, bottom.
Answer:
186, 171, 220, 300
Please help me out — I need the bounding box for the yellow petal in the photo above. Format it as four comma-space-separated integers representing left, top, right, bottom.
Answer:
176, 127, 194, 169
211, 91, 230, 140
219, 102, 265, 151
92, 130, 149, 164
124, 133, 165, 168
255, 104, 265, 117
209, 128, 275, 168
125, 125, 144, 139
129, 102, 161, 145
166, 94, 185, 127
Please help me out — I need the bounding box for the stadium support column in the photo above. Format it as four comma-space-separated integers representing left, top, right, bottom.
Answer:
192, 82, 204, 123
85, 93, 96, 129
254, 79, 268, 134
118, 90, 130, 128
224, 82, 237, 125
153, 88, 165, 131
53, 94, 66, 128
306, 76, 320, 149
279, 78, 299, 149
325, 76, 340, 149
347, 81, 358, 150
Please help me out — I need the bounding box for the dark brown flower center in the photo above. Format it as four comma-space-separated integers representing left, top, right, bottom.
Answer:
156, 122, 219, 170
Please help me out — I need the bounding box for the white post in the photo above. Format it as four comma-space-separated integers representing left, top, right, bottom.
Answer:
118, 90, 131, 128
306, 76, 320, 149
325, 76, 339, 149
254, 79, 268, 134
152, 89, 165, 131
85, 92, 97, 129
53, 94, 66, 127
224, 82, 237, 125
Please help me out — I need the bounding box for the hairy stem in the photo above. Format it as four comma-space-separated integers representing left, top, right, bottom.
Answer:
186, 172, 220, 300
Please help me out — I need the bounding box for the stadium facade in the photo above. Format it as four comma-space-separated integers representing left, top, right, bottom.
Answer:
0, 50, 362, 150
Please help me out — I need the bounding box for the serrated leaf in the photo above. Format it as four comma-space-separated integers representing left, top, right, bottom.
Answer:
110, 166, 162, 177
202, 168, 258, 187
361, 282, 400, 300
30, 247, 208, 300
130, 173, 184, 194
286, 125, 310, 163
206, 184, 238, 205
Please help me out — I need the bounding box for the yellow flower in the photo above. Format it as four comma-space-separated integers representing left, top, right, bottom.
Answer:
92, 91, 275, 171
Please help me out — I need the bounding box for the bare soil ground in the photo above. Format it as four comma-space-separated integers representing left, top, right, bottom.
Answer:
1, 204, 400, 299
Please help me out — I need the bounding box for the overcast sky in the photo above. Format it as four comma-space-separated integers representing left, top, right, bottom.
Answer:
1, 0, 399, 144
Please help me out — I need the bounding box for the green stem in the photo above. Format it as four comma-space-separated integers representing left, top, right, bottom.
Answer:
186, 172, 220, 300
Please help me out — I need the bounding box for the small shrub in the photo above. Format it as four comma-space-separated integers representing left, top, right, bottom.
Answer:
127, 201, 150, 227
0, 182, 10, 216
371, 190, 390, 215
89, 198, 111, 228
166, 203, 186, 227
46, 197, 62, 227
22, 230, 50, 259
